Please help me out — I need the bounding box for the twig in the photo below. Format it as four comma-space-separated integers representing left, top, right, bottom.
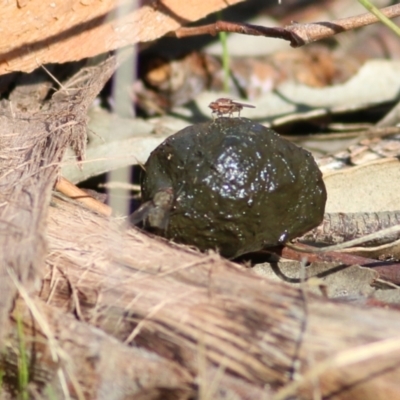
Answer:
173, 4, 400, 47
55, 176, 112, 217
174, 20, 292, 41
279, 244, 400, 285
287, 224, 400, 253
358, 0, 400, 37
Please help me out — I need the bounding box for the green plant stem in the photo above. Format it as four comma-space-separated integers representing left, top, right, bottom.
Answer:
0, 369, 3, 396
358, 0, 400, 36
217, 12, 230, 92
16, 314, 29, 400
45, 383, 57, 400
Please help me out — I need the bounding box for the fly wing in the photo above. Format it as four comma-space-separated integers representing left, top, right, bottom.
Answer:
239, 103, 256, 108
231, 100, 255, 109
130, 201, 153, 226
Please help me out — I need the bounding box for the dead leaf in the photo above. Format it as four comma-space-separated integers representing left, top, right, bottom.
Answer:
323, 158, 400, 213
314, 158, 400, 258
374, 287, 400, 304
194, 60, 400, 124
61, 108, 188, 183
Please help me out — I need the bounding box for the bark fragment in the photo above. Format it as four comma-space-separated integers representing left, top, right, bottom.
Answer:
301, 211, 400, 246
0, 56, 117, 348
0, 0, 244, 75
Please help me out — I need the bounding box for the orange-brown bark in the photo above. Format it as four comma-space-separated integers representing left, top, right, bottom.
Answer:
0, 0, 243, 75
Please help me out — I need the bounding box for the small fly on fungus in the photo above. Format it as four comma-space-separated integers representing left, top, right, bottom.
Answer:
208, 98, 255, 118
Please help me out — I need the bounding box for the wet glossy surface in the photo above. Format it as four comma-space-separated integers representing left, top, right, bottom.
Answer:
141, 118, 326, 258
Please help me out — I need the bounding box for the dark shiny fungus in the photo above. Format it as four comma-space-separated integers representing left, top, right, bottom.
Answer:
138, 118, 327, 258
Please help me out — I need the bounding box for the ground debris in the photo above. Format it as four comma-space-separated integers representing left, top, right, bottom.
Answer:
0, 56, 117, 348
301, 211, 400, 246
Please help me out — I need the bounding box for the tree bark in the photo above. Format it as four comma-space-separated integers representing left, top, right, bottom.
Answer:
3, 299, 193, 400
0, 56, 117, 351
0, 0, 244, 75
16, 196, 400, 399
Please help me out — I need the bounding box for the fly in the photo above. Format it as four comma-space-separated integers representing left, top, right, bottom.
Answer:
208, 98, 255, 118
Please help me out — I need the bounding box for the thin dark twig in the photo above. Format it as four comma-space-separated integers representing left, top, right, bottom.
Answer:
175, 21, 292, 41
173, 4, 400, 47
